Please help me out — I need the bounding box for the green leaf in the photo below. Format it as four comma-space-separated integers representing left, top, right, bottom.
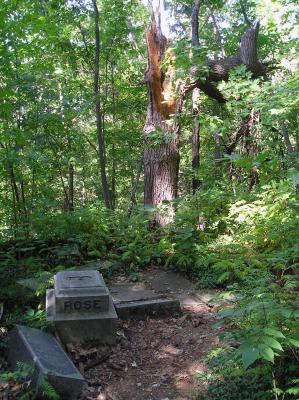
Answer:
286, 387, 299, 395
289, 338, 299, 348
258, 344, 274, 363
27, 308, 35, 317
263, 327, 285, 338
261, 336, 283, 351
239, 345, 260, 369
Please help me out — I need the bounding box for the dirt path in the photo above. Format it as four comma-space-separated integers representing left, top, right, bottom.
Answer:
71, 270, 222, 400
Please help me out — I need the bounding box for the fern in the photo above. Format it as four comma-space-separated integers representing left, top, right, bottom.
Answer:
40, 377, 60, 400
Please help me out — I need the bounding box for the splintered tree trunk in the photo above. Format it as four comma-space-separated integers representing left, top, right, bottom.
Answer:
143, 20, 180, 226
187, 21, 266, 103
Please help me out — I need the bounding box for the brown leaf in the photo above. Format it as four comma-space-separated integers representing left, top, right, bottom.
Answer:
79, 361, 85, 374
85, 352, 111, 371
191, 317, 204, 327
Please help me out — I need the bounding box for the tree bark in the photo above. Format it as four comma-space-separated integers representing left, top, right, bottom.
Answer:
128, 157, 143, 217
68, 162, 74, 211
143, 19, 180, 226
224, 110, 260, 189
280, 121, 294, 154
92, 0, 111, 209
191, 0, 201, 193
186, 21, 266, 103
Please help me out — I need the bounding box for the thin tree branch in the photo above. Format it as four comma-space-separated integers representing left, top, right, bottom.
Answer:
240, 0, 252, 27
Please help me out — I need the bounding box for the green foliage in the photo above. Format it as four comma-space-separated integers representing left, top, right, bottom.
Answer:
21, 307, 49, 330
0, 362, 34, 383
0, 362, 34, 400
39, 377, 60, 400
112, 212, 157, 269
0, 362, 60, 399
0, 2, 297, 400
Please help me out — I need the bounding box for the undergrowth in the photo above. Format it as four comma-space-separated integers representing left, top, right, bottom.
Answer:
0, 179, 298, 399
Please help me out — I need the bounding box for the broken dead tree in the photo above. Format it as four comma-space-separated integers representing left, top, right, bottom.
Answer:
143, 18, 181, 226
186, 21, 267, 103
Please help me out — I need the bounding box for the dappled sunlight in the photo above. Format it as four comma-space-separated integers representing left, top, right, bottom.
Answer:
157, 344, 183, 359
0, 0, 297, 398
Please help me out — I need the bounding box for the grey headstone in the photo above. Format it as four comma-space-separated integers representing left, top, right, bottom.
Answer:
49, 244, 83, 266
7, 325, 85, 399
46, 270, 118, 344
47, 289, 118, 344
55, 270, 109, 313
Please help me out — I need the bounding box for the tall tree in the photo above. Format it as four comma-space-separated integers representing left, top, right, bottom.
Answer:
92, 0, 111, 209
143, 7, 181, 226
191, 0, 201, 193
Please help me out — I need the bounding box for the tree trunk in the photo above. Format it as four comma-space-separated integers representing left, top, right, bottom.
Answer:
128, 157, 143, 217
280, 121, 294, 154
68, 162, 74, 211
143, 19, 180, 226
191, 0, 201, 193
192, 88, 200, 193
92, 0, 111, 209
224, 110, 260, 189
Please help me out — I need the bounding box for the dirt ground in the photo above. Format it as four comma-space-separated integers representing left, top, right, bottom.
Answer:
69, 270, 222, 400
0, 269, 223, 400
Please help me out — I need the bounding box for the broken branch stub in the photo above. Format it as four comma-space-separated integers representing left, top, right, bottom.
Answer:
188, 20, 266, 102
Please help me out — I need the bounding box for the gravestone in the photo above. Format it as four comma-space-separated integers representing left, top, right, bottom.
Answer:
110, 283, 181, 319
8, 325, 85, 399
46, 270, 118, 344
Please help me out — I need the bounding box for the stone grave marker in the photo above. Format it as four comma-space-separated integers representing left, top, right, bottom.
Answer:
46, 270, 118, 344
8, 325, 85, 399
110, 283, 181, 319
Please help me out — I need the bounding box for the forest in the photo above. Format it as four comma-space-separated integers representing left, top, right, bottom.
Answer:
0, 0, 298, 399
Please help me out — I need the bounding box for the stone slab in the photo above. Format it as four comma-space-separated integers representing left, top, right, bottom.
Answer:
7, 325, 85, 399
142, 270, 219, 309
109, 282, 181, 319
115, 298, 181, 320
55, 270, 109, 313
110, 283, 164, 304
46, 290, 118, 344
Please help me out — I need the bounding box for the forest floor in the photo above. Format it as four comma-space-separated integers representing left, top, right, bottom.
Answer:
70, 269, 224, 400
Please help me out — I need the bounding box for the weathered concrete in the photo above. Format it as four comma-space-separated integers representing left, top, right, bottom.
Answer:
110, 283, 163, 303
46, 270, 118, 344
55, 270, 110, 313
110, 282, 181, 319
46, 289, 118, 344
142, 269, 219, 309
8, 325, 85, 399
115, 298, 181, 319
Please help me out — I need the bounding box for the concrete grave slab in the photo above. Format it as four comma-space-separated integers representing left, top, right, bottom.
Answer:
142, 269, 219, 310
115, 298, 181, 319
109, 282, 181, 319
8, 325, 85, 399
110, 283, 163, 303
